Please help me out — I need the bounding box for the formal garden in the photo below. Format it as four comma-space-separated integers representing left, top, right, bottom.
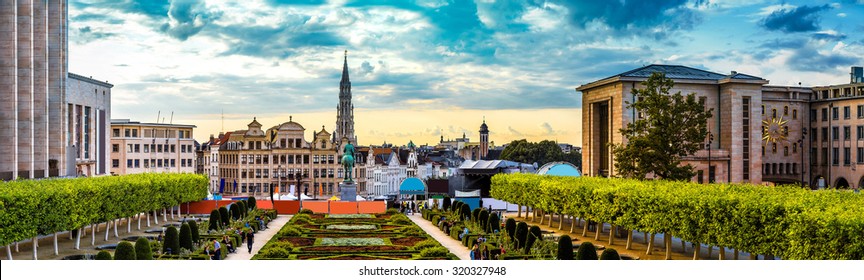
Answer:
252, 208, 458, 260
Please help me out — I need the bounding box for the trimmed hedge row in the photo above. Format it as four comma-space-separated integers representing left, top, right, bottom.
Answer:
0, 173, 208, 246
491, 173, 864, 260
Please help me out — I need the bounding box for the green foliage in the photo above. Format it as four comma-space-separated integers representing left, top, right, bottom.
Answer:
600, 248, 620, 260
576, 242, 598, 260
460, 204, 471, 221
208, 210, 221, 231
442, 197, 451, 211
505, 218, 516, 240
257, 247, 291, 259
163, 226, 180, 255
135, 237, 153, 260
278, 225, 303, 237
179, 223, 193, 251
524, 226, 541, 254
389, 214, 413, 225
500, 139, 580, 167
471, 208, 481, 223
218, 206, 230, 226
290, 214, 312, 225
0, 173, 207, 246
412, 239, 440, 251
299, 208, 314, 215
187, 220, 199, 244
514, 222, 528, 250
385, 208, 399, 215
610, 72, 713, 180
557, 235, 574, 260
231, 204, 241, 220
247, 197, 257, 210
478, 210, 489, 230
451, 201, 461, 213
114, 241, 136, 260
487, 213, 500, 233
95, 250, 112, 260
419, 247, 450, 258
491, 173, 864, 260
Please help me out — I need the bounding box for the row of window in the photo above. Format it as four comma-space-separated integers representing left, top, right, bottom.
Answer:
219, 154, 357, 165
810, 125, 864, 142
763, 143, 799, 156
763, 163, 798, 175
113, 143, 195, 154
762, 105, 798, 119
815, 87, 864, 100
811, 105, 864, 122
812, 147, 864, 166
114, 158, 194, 168
114, 128, 193, 139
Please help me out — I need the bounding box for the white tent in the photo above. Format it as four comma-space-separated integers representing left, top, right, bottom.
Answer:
279, 194, 298, 200
355, 195, 367, 201
300, 194, 313, 200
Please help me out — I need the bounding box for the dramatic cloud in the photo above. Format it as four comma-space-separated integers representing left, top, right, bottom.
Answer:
558, 0, 706, 37
160, 0, 221, 40
761, 5, 831, 33
787, 44, 859, 72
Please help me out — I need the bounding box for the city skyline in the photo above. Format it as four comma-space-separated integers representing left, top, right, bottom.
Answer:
68, 0, 863, 146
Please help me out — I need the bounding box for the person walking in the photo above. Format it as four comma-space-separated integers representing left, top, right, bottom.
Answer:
247, 230, 255, 254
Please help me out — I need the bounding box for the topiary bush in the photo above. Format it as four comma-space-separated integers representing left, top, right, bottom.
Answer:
278, 225, 303, 237
576, 242, 598, 260
257, 247, 291, 259
208, 209, 221, 231
599, 248, 621, 260
231, 204, 241, 220
442, 197, 451, 211
163, 226, 180, 255
386, 208, 399, 215
114, 241, 136, 260
524, 225, 542, 254
188, 220, 199, 244
472, 208, 481, 222
412, 239, 440, 251
390, 214, 412, 225
299, 208, 314, 215
478, 210, 489, 230
179, 223, 193, 251
505, 218, 517, 240
488, 213, 500, 233
514, 222, 528, 250
557, 235, 574, 260
452, 201, 461, 213
419, 247, 450, 259
135, 237, 153, 260
290, 214, 312, 225
247, 196, 257, 210
218, 206, 230, 226
95, 250, 112, 260
460, 204, 471, 221
237, 200, 247, 217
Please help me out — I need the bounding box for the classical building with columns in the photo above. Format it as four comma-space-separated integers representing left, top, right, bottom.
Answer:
1, 1, 69, 180
579, 65, 864, 189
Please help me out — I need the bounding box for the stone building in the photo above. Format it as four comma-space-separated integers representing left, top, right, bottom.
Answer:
1, 1, 69, 180
109, 119, 197, 175
579, 64, 864, 189
66, 73, 112, 177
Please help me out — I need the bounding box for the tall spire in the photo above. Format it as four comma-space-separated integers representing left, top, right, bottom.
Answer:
336, 50, 356, 149
341, 50, 350, 84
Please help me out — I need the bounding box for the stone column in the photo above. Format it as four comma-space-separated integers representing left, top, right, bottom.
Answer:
47, 0, 66, 178
32, 0, 48, 178
0, 0, 19, 180
17, 0, 33, 179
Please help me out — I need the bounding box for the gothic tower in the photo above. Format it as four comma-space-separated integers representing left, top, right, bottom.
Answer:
335, 50, 356, 149
479, 118, 489, 159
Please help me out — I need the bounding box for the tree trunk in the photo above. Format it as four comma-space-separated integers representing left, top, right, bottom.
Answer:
137, 214, 142, 230
91, 224, 96, 246
171, 206, 175, 220
6, 245, 11, 260
594, 222, 602, 241
582, 220, 589, 237
113, 219, 119, 238
646, 233, 655, 255
570, 216, 576, 233
664, 234, 672, 260
53, 233, 59, 255
32, 237, 38, 260
626, 230, 633, 250
681, 240, 686, 253
517, 205, 521, 218
539, 210, 544, 224
734, 248, 739, 260
719, 246, 726, 260
693, 244, 701, 260
558, 214, 564, 230
163, 208, 167, 222
608, 226, 615, 246
75, 228, 81, 250
749, 253, 757, 260
15, 242, 18, 253
127, 217, 132, 233
154, 210, 159, 224
104, 221, 110, 241
707, 246, 713, 259
643, 232, 648, 244
147, 212, 152, 227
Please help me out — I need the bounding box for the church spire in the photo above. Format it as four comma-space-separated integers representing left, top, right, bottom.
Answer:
341, 50, 350, 84
336, 50, 356, 149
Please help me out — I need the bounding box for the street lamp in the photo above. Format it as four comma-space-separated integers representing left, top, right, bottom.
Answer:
707, 132, 714, 183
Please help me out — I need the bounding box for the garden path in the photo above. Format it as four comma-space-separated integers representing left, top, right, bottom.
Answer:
225, 215, 291, 260
408, 214, 470, 260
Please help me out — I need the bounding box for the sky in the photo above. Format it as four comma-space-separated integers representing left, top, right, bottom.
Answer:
68, 0, 864, 147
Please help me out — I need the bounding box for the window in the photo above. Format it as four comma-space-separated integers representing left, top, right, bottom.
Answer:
772, 143, 777, 154
842, 148, 851, 165
822, 108, 828, 121
843, 106, 850, 119
844, 126, 850, 140
793, 144, 797, 154
112, 129, 120, 137
112, 159, 119, 168
811, 128, 817, 142
181, 145, 186, 153
125, 129, 130, 137
792, 109, 797, 119
858, 126, 864, 140
132, 129, 138, 137
697, 170, 704, 184
763, 164, 769, 175
810, 109, 817, 122
783, 126, 788, 136
761, 105, 765, 115
170, 145, 175, 153
858, 147, 864, 163
112, 144, 119, 153
127, 160, 133, 168
822, 148, 828, 165
832, 127, 839, 141
135, 144, 140, 153
144, 160, 149, 168
134, 159, 140, 168
784, 146, 789, 156
784, 106, 788, 115
157, 159, 163, 167
823, 127, 829, 142
832, 148, 839, 165
858, 105, 864, 119
772, 108, 777, 118
127, 144, 133, 153
170, 159, 176, 167
832, 107, 839, 120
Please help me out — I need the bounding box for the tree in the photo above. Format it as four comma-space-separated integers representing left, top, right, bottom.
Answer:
611, 72, 712, 181
557, 235, 574, 260
514, 222, 528, 250
135, 237, 153, 260
179, 223, 193, 251
576, 242, 598, 260
524, 226, 542, 254
95, 250, 112, 260
208, 209, 221, 231
500, 139, 580, 168
114, 241, 136, 260
188, 220, 200, 244
600, 248, 621, 260
163, 226, 180, 255
219, 206, 230, 227
505, 218, 517, 240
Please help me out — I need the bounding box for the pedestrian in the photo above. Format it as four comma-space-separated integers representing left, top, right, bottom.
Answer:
212, 239, 222, 260
470, 243, 479, 260
247, 230, 255, 254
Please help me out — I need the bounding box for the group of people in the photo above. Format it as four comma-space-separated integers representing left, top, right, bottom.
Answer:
470, 240, 491, 260
399, 201, 426, 215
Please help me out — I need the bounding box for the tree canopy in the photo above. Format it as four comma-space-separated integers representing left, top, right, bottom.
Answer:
500, 139, 581, 168
611, 72, 712, 181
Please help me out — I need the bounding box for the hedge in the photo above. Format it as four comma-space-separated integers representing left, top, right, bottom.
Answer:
0, 173, 207, 246
114, 241, 136, 260
491, 173, 864, 260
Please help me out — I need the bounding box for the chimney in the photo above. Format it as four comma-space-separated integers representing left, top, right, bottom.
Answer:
851, 66, 863, 84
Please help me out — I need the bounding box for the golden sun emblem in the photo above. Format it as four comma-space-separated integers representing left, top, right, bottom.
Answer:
762, 116, 788, 143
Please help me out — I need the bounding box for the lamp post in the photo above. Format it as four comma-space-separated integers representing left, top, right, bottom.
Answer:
828, 102, 834, 189
707, 133, 714, 183
799, 130, 807, 188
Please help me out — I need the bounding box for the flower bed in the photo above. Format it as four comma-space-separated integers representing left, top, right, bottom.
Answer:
328, 214, 375, 219
324, 224, 378, 230
319, 238, 386, 246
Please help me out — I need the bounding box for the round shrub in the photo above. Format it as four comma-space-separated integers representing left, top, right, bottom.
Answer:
386, 208, 399, 215
576, 242, 599, 260
505, 218, 517, 240
472, 208, 481, 222
247, 196, 257, 210
257, 247, 291, 259
290, 214, 312, 225
488, 213, 500, 233
514, 222, 528, 250
162, 226, 180, 255
442, 197, 451, 211
179, 223, 193, 251
278, 225, 303, 237
600, 248, 621, 260
95, 250, 112, 260
218, 206, 230, 226
460, 204, 471, 221
390, 214, 412, 225
114, 241, 136, 260
401, 226, 423, 236
412, 239, 440, 251
478, 210, 489, 230
208, 209, 221, 231
231, 204, 241, 220
187, 220, 199, 244
524, 225, 542, 254
557, 235, 574, 260
299, 208, 314, 215
451, 201, 461, 213
419, 247, 450, 259
135, 237, 153, 260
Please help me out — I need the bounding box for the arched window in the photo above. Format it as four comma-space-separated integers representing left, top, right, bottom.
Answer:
784, 106, 789, 115
784, 146, 789, 156
772, 143, 777, 154
792, 109, 798, 119
772, 109, 777, 118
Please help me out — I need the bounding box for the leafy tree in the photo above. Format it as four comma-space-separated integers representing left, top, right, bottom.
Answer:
460, 204, 471, 221
501, 139, 581, 168
208, 209, 221, 231
611, 72, 712, 181
478, 210, 489, 230
600, 248, 621, 260
188, 220, 199, 244
231, 204, 241, 220
114, 241, 136, 260
576, 242, 598, 260
163, 226, 180, 255
179, 223, 193, 251
557, 235, 574, 260
95, 250, 112, 260
135, 237, 152, 260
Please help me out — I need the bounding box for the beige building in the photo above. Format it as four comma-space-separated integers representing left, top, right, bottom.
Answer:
579, 65, 864, 189
67, 73, 112, 177
1, 1, 69, 180
110, 119, 197, 175
215, 117, 367, 198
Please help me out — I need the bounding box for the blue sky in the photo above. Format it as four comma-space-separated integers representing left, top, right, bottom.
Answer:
68, 0, 864, 146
